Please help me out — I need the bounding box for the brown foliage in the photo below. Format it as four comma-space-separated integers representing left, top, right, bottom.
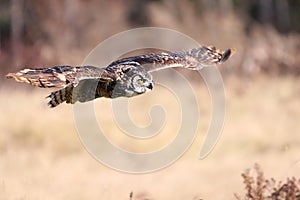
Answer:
235, 164, 300, 200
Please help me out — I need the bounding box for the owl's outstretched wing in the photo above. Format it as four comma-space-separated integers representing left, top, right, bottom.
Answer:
107, 46, 235, 72
6, 65, 116, 107
6, 65, 110, 88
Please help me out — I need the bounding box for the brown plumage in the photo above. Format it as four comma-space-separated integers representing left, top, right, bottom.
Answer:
6, 45, 235, 107
6, 64, 153, 107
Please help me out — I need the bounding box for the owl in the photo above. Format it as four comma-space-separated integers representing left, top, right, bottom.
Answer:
6, 45, 235, 107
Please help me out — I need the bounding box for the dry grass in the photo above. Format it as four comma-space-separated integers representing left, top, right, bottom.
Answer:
0, 76, 300, 199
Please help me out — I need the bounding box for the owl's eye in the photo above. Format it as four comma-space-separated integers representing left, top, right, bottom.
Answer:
138, 79, 145, 83
133, 75, 145, 82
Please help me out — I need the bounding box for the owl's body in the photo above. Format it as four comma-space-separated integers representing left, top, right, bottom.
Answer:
6, 45, 235, 107
46, 65, 150, 107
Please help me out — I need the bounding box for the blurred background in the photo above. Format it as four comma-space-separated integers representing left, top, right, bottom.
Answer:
1, 0, 300, 199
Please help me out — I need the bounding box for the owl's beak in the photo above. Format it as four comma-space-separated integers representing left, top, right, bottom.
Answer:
147, 82, 153, 90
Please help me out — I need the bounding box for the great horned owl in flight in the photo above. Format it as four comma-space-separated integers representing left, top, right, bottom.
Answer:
6, 45, 235, 107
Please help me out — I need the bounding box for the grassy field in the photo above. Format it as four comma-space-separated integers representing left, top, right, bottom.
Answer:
0, 75, 300, 200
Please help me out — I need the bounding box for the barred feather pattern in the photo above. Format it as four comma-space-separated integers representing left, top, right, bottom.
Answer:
108, 46, 235, 72
47, 79, 116, 107
47, 84, 74, 107
6, 65, 106, 88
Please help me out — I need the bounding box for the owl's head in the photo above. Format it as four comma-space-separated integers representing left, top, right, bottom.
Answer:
123, 65, 153, 96
109, 64, 154, 98
130, 69, 153, 94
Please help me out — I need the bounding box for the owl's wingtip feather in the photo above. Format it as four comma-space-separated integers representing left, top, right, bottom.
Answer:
6, 73, 13, 78
220, 48, 236, 62
5, 71, 33, 84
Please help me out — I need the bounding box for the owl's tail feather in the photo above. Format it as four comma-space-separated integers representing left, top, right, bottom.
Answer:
47, 85, 75, 108
6, 66, 74, 88
47, 80, 101, 107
